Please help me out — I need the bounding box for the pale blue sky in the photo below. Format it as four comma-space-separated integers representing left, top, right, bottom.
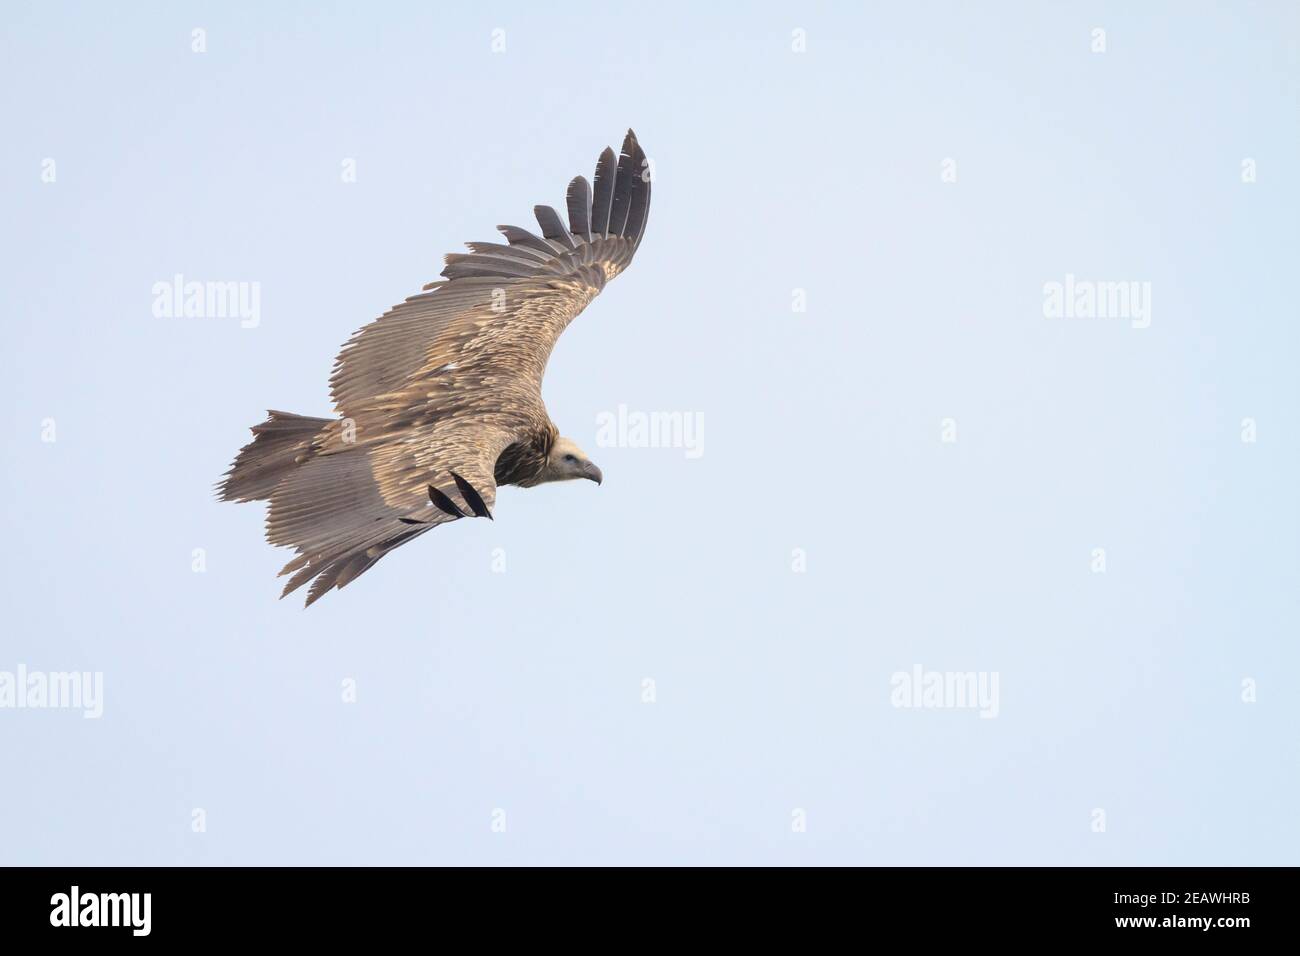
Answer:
1, 1, 1296, 864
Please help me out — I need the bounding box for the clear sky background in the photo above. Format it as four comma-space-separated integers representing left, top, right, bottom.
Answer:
1, 1, 1296, 865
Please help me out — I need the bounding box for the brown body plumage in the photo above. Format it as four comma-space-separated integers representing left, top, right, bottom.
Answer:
218, 131, 651, 605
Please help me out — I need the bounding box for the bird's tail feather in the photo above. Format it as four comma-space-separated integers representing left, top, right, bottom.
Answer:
217, 410, 331, 503
221, 413, 436, 606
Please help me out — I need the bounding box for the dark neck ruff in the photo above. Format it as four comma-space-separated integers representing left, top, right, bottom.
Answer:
494, 428, 555, 487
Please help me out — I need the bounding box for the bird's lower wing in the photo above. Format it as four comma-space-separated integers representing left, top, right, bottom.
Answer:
269, 425, 513, 606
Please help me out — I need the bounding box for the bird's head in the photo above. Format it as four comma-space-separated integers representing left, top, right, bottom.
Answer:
542, 436, 603, 485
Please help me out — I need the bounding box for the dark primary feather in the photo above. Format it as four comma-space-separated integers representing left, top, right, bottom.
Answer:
534, 205, 576, 250
497, 224, 563, 256
610, 130, 649, 240
566, 176, 592, 242
608, 144, 635, 236
590, 147, 618, 236
621, 132, 651, 245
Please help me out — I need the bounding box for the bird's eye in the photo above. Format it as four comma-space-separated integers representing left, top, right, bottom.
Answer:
563, 454, 577, 463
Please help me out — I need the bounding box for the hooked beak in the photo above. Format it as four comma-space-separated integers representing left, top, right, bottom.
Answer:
583, 462, 603, 485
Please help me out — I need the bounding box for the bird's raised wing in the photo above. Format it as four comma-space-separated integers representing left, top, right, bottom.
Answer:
330, 129, 651, 433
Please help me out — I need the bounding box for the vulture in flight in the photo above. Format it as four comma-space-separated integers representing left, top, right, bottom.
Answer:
218, 130, 651, 606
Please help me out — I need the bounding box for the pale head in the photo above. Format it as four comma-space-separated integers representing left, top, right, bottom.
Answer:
540, 436, 602, 485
